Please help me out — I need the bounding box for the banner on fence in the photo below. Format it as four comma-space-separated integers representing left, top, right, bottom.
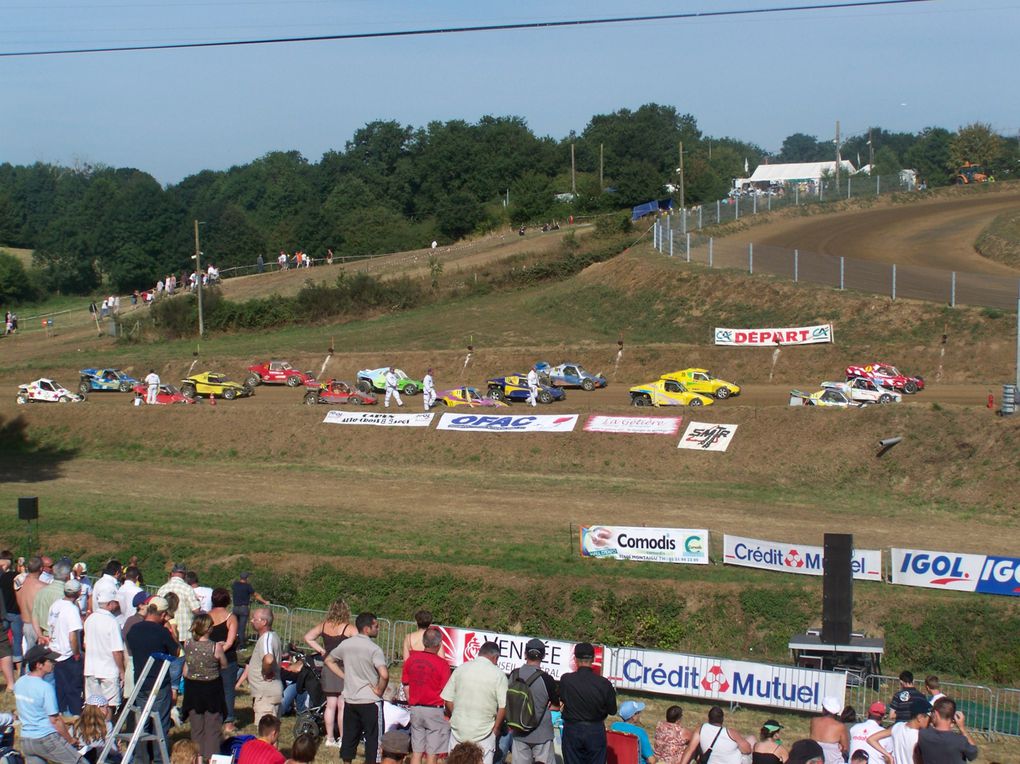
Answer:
323, 411, 434, 427
724, 535, 883, 582
890, 548, 1020, 597
435, 625, 602, 680
580, 526, 709, 565
605, 647, 846, 712
714, 324, 833, 347
584, 415, 682, 435
678, 421, 738, 451
436, 413, 578, 433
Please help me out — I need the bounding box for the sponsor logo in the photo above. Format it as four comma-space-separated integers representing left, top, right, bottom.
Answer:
462, 632, 482, 662
580, 526, 709, 565
323, 411, 433, 427
702, 665, 730, 693
437, 413, 578, 432
978, 556, 1020, 595
784, 549, 806, 569
897, 551, 972, 585
724, 536, 883, 582
679, 422, 738, 452
684, 536, 703, 555
715, 324, 833, 347
584, 415, 682, 435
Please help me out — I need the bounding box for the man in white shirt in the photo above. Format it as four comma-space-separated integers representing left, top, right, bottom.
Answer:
849, 702, 892, 763
48, 579, 84, 715
116, 566, 143, 627
186, 571, 213, 612
441, 641, 508, 764
384, 368, 403, 408
144, 369, 161, 404
526, 366, 540, 407
91, 560, 121, 613
84, 592, 125, 707
422, 368, 436, 411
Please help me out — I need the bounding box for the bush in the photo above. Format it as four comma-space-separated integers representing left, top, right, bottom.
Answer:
594, 212, 633, 237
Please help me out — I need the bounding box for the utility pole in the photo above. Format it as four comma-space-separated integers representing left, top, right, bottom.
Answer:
193, 219, 204, 338
834, 120, 841, 188
599, 143, 604, 190
570, 142, 576, 195
678, 141, 685, 211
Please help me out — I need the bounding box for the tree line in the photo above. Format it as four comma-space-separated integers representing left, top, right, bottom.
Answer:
0, 104, 1015, 299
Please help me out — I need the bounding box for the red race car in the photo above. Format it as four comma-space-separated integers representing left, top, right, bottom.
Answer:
247, 360, 317, 388
845, 362, 925, 394
303, 379, 378, 406
132, 383, 196, 405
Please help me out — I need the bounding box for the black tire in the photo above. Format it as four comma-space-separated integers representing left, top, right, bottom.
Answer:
79, 380, 91, 395
16, 394, 28, 405
223, 388, 237, 400
357, 379, 374, 394
293, 713, 320, 742
715, 387, 731, 400
632, 395, 652, 407
303, 392, 318, 406
350, 396, 362, 405
246, 373, 261, 387
581, 378, 595, 392
119, 381, 133, 393
689, 398, 703, 407
538, 390, 553, 404
286, 375, 301, 387
879, 393, 893, 404
402, 383, 418, 396
903, 380, 918, 395
488, 387, 505, 401
181, 384, 197, 399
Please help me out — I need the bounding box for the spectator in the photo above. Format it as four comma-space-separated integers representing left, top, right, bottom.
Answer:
447, 743, 483, 764
303, 597, 357, 748
751, 720, 787, 763
381, 730, 411, 764
121, 591, 151, 701
786, 740, 825, 764
182, 614, 227, 762
185, 571, 212, 613
237, 607, 283, 726
15, 644, 83, 764
156, 563, 201, 642
170, 740, 198, 764
402, 610, 441, 660
116, 567, 143, 628
17, 556, 46, 655
326, 612, 389, 764
48, 579, 84, 715
678, 706, 751, 764
889, 671, 927, 723
441, 640, 506, 764
849, 703, 891, 764
653, 706, 691, 764
238, 714, 285, 764
326, 249, 334, 266
75, 694, 115, 761
125, 596, 178, 744
402, 627, 451, 764
867, 698, 931, 764
83, 589, 125, 709
559, 642, 616, 764
231, 572, 269, 647
0, 551, 20, 681
289, 733, 318, 764
208, 587, 240, 733
924, 676, 945, 707
71, 563, 91, 618
33, 557, 69, 643
508, 639, 558, 764
917, 697, 978, 763
610, 701, 657, 764
257, 254, 265, 273
810, 697, 849, 764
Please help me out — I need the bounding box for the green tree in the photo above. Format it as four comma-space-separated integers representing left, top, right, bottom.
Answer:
0, 251, 36, 303
904, 127, 954, 186
778, 133, 831, 163
950, 122, 1004, 172
509, 172, 553, 225
872, 146, 902, 176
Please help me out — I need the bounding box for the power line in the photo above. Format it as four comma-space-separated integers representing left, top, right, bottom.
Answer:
0, 0, 933, 58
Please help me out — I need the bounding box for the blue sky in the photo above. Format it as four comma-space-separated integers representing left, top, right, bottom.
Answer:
1, 0, 1017, 185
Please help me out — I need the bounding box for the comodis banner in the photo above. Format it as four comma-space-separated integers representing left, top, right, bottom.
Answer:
580, 525, 709, 565
714, 324, 833, 346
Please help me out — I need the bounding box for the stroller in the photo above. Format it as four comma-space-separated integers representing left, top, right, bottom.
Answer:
283, 645, 326, 741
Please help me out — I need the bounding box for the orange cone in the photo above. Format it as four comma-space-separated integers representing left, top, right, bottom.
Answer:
209, 395, 216, 407
987, 393, 994, 409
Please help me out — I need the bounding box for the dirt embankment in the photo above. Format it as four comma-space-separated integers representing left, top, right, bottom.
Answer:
975, 209, 1020, 269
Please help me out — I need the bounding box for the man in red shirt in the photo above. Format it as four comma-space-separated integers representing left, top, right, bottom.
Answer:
402, 628, 452, 764
238, 714, 285, 764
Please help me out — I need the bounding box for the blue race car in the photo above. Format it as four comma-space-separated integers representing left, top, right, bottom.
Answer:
79, 368, 140, 395
535, 361, 608, 391
486, 373, 566, 404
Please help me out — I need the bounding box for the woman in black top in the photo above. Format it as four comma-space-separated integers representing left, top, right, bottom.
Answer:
208, 587, 239, 733
751, 720, 788, 764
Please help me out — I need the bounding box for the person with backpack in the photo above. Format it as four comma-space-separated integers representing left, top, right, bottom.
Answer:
507, 639, 560, 764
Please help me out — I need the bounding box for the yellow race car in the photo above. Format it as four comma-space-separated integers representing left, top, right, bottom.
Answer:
180, 372, 254, 400
629, 379, 714, 407
660, 368, 740, 399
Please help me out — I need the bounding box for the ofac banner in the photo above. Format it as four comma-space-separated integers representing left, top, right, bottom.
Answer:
580, 526, 709, 565
323, 411, 434, 427
891, 548, 1020, 597
605, 646, 846, 712
436, 412, 578, 433
724, 535, 883, 582
714, 324, 833, 347
434, 625, 604, 680
584, 415, 682, 435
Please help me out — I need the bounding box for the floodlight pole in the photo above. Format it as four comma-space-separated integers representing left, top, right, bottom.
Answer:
194, 220, 204, 338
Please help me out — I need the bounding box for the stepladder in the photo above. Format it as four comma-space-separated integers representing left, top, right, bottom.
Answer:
97, 652, 176, 764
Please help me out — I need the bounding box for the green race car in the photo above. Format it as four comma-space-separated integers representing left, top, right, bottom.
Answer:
356, 367, 423, 396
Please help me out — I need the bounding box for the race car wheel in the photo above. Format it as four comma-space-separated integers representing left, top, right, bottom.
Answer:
488, 388, 505, 401
293, 712, 321, 742
879, 393, 893, 404
181, 384, 197, 399
59, 396, 71, 403
581, 378, 595, 391
538, 391, 554, 404
632, 395, 651, 407
303, 392, 318, 406
286, 375, 301, 387
16, 394, 28, 405
689, 399, 703, 407
223, 388, 237, 401
357, 380, 373, 394
246, 374, 261, 387
350, 396, 363, 405
715, 387, 731, 399
903, 381, 918, 395
119, 382, 133, 393
402, 384, 418, 396
79, 380, 91, 395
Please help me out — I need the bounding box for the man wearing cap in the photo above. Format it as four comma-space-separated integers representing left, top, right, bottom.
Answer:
121, 591, 151, 701
810, 696, 850, 764
402, 627, 451, 764
15, 645, 84, 764
382, 730, 412, 764
917, 697, 978, 763
786, 739, 825, 764
849, 703, 892, 764
116, 566, 143, 628
509, 639, 560, 764
888, 671, 927, 723
867, 697, 931, 764
441, 640, 507, 764
47, 579, 84, 715
83, 589, 125, 708
156, 563, 201, 643
610, 702, 656, 764
125, 596, 179, 743
559, 642, 616, 764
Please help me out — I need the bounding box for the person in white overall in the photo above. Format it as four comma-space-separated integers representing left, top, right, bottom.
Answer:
384, 368, 403, 408
422, 369, 436, 410
144, 370, 160, 405
526, 366, 540, 407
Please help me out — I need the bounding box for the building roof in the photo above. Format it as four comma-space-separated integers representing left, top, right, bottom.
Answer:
747, 160, 857, 184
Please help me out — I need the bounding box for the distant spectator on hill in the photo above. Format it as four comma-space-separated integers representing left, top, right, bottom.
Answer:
257, 253, 265, 273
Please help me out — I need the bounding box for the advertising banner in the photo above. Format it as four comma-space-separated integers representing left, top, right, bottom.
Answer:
436, 413, 578, 433
724, 535, 883, 582
891, 548, 1020, 597
434, 625, 603, 680
714, 324, 833, 347
323, 411, 434, 427
580, 526, 709, 565
678, 421, 738, 451
605, 647, 846, 712
583, 415, 683, 435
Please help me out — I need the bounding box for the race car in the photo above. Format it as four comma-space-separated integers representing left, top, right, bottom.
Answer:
789, 382, 864, 408
486, 374, 566, 404
836, 377, 901, 405
628, 378, 713, 407
356, 367, 423, 396
304, 380, 377, 406
438, 387, 510, 408
79, 368, 140, 394
534, 361, 607, 391
131, 383, 195, 405
660, 368, 740, 399
180, 372, 254, 400
246, 360, 317, 388
845, 363, 924, 394
17, 378, 86, 405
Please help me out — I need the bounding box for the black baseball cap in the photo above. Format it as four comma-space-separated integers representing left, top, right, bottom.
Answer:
525, 638, 546, 657
574, 642, 595, 659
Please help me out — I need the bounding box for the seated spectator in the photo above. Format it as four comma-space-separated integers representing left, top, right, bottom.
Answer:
752, 720, 787, 763
170, 740, 198, 764
653, 705, 691, 764
381, 730, 411, 764
610, 701, 657, 764
239, 714, 285, 764
287, 734, 318, 764
786, 740, 824, 764
447, 742, 483, 764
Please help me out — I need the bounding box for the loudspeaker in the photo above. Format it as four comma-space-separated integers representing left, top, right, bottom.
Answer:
821, 533, 853, 645
18, 497, 38, 521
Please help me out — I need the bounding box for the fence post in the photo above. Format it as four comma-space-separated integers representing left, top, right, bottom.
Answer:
794, 249, 799, 282
951, 271, 956, 307
698, 206, 702, 230
682, 208, 687, 235
749, 243, 754, 274
768, 194, 772, 212
653, 222, 658, 250
716, 199, 721, 223
669, 228, 674, 257
847, 176, 852, 200
795, 185, 799, 205
892, 264, 897, 300
876, 175, 880, 196
708, 238, 714, 268
686, 233, 691, 263
840, 257, 845, 290
753, 195, 757, 215
735, 196, 740, 220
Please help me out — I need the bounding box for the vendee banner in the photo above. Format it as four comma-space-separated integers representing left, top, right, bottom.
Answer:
434, 625, 603, 680
436, 413, 578, 433
724, 534, 883, 582
580, 525, 709, 565
714, 323, 833, 347
323, 411, 434, 427
890, 547, 1020, 597
605, 646, 846, 712
583, 415, 683, 435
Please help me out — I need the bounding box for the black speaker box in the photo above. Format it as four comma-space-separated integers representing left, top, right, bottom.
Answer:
18, 497, 38, 521
822, 533, 853, 644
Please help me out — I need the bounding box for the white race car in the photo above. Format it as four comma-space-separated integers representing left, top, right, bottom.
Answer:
16, 378, 87, 405
824, 379, 901, 405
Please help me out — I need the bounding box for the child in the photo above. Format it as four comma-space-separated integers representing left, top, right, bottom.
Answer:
75, 695, 117, 763
171, 739, 199, 764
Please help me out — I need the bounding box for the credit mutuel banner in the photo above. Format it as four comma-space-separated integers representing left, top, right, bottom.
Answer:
724, 535, 883, 582
891, 547, 1020, 597
714, 324, 833, 346
580, 526, 709, 565
323, 411, 434, 427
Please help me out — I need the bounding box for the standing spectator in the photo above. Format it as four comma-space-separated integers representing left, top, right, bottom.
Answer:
849, 703, 891, 764
559, 642, 616, 764
15, 644, 83, 764
678, 706, 751, 764
18, 557, 47, 654
182, 614, 227, 762
91, 561, 121, 615
144, 370, 161, 405
237, 607, 283, 726
278, 251, 288, 270
238, 714, 285, 764
208, 587, 240, 733
924, 676, 945, 707
867, 698, 931, 764
231, 572, 269, 647
186, 571, 212, 613
325, 612, 389, 764
422, 370, 436, 411
402, 627, 452, 764
653, 706, 691, 764
384, 367, 404, 408
441, 641, 507, 764
304, 598, 357, 748
402, 610, 439, 660
0, 551, 23, 675
610, 702, 656, 764
889, 671, 927, 723
47, 579, 84, 715
257, 253, 265, 273
326, 249, 334, 265
508, 639, 558, 764
810, 697, 849, 764
83, 590, 125, 708
751, 720, 788, 764
917, 697, 978, 763
34, 558, 71, 644
125, 597, 178, 745
157, 563, 201, 643
116, 567, 143, 628
526, 366, 540, 407
71, 563, 91, 618
121, 591, 150, 701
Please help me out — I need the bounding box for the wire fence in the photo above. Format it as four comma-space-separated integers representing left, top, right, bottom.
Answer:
847, 675, 998, 738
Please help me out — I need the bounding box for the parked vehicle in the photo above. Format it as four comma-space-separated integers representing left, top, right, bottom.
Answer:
535, 361, 607, 391
17, 378, 86, 404
628, 379, 713, 407
79, 368, 140, 394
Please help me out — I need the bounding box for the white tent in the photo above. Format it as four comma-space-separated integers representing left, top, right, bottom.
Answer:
744, 160, 857, 185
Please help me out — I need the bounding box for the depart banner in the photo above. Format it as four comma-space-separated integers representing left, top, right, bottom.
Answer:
436, 413, 578, 433
434, 625, 603, 680
714, 323, 833, 347
580, 525, 709, 565
724, 535, 883, 582
583, 415, 683, 435
323, 411, 434, 427
891, 547, 1020, 597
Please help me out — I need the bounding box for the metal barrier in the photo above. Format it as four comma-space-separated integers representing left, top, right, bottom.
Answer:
996, 688, 1020, 738
389, 620, 418, 664
267, 603, 292, 645
847, 676, 998, 738
288, 607, 329, 650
